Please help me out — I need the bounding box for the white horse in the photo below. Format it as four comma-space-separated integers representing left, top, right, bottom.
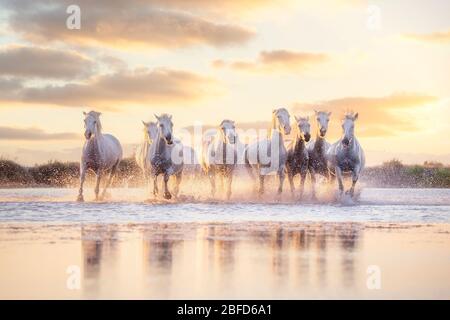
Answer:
244, 108, 291, 195
77, 111, 123, 202
327, 112, 365, 197
307, 110, 332, 199
135, 120, 158, 185
149, 114, 183, 200
286, 116, 311, 199
202, 119, 238, 200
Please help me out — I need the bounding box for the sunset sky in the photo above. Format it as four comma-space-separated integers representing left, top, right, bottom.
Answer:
0, 0, 449, 166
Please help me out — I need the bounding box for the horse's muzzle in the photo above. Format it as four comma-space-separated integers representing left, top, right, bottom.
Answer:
304, 133, 311, 142
320, 129, 326, 137
85, 131, 92, 139
342, 137, 350, 146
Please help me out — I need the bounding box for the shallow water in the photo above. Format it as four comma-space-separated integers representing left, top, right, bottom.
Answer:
0, 188, 449, 223
0, 188, 449, 299
0, 222, 449, 299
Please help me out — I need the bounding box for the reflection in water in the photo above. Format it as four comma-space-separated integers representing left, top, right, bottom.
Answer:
81, 225, 119, 297
339, 225, 360, 287
1, 222, 448, 299
79, 222, 362, 298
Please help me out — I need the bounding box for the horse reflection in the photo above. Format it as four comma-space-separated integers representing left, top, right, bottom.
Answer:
81, 225, 118, 296
206, 225, 236, 273
250, 224, 360, 289
338, 224, 360, 287
143, 233, 182, 272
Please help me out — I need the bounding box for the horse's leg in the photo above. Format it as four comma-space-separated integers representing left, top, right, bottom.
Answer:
208, 168, 216, 198
226, 173, 233, 200
94, 170, 102, 201
101, 161, 119, 200
325, 169, 335, 198
287, 169, 295, 195
163, 173, 172, 200
77, 163, 87, 202
299, 166, 307, 200
347, 164, 361, 197
143, 170, 150, 196
174, 171, 182, 198
219, 174, 224, 194
310, 167, 317, 200
277, 167, 285, 195
152, 174, 159, 197
335, 166, 344, 197
258, 174, 265, 196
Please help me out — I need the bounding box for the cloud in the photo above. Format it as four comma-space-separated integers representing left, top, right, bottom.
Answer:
0, 78, 22, 95
0, 45, 94, 79
0, 126, 80, 141
213, 50, 329, 73
3, 0, 255, 49
292, 92, 438, 137
0, 68, 221, 108
403, 29, 450, 44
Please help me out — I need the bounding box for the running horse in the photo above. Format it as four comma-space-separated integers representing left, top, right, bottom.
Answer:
77, 111, 123, 202
327, 112, 365, 198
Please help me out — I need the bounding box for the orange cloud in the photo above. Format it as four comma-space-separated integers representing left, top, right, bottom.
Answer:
0, 68, 221, 109
0, 45, 94, 79
292, 92, 438, 138
4, 0, 255, 49
403, 29, 450, 44
0, 126, 79, 141
213, 50, 329, 73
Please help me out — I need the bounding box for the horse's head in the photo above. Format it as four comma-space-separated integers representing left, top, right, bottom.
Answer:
83, 111, 101, 140
314, 110, 331, 138
273, 108, 291, 135
142, 121, 158, 143
219, 119, 237, 144
341, 112, 358, 147
154, 113, 174, 145
294, 116, 311, 142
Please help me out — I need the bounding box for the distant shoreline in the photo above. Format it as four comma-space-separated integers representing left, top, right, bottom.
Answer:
1, 158, 449, 189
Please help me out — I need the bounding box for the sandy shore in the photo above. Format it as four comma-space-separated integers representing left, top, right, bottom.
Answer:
0, 221, 449, 299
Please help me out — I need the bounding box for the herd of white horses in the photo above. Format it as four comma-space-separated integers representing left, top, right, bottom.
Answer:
77, 109, 365, 202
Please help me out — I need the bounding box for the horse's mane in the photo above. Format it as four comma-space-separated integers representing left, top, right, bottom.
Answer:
344, 111, 357, 120
269, 108, 289, 137
143, 122, 156, 143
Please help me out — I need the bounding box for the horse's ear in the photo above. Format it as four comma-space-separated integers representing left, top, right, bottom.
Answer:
154, 113, 160, 120
142, 120, 147, 127
294, 115, 299, 122
314, 110, 318, 115
83, 111, 87, 116
354, 112, 359, 120
272, 109, 276, 114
